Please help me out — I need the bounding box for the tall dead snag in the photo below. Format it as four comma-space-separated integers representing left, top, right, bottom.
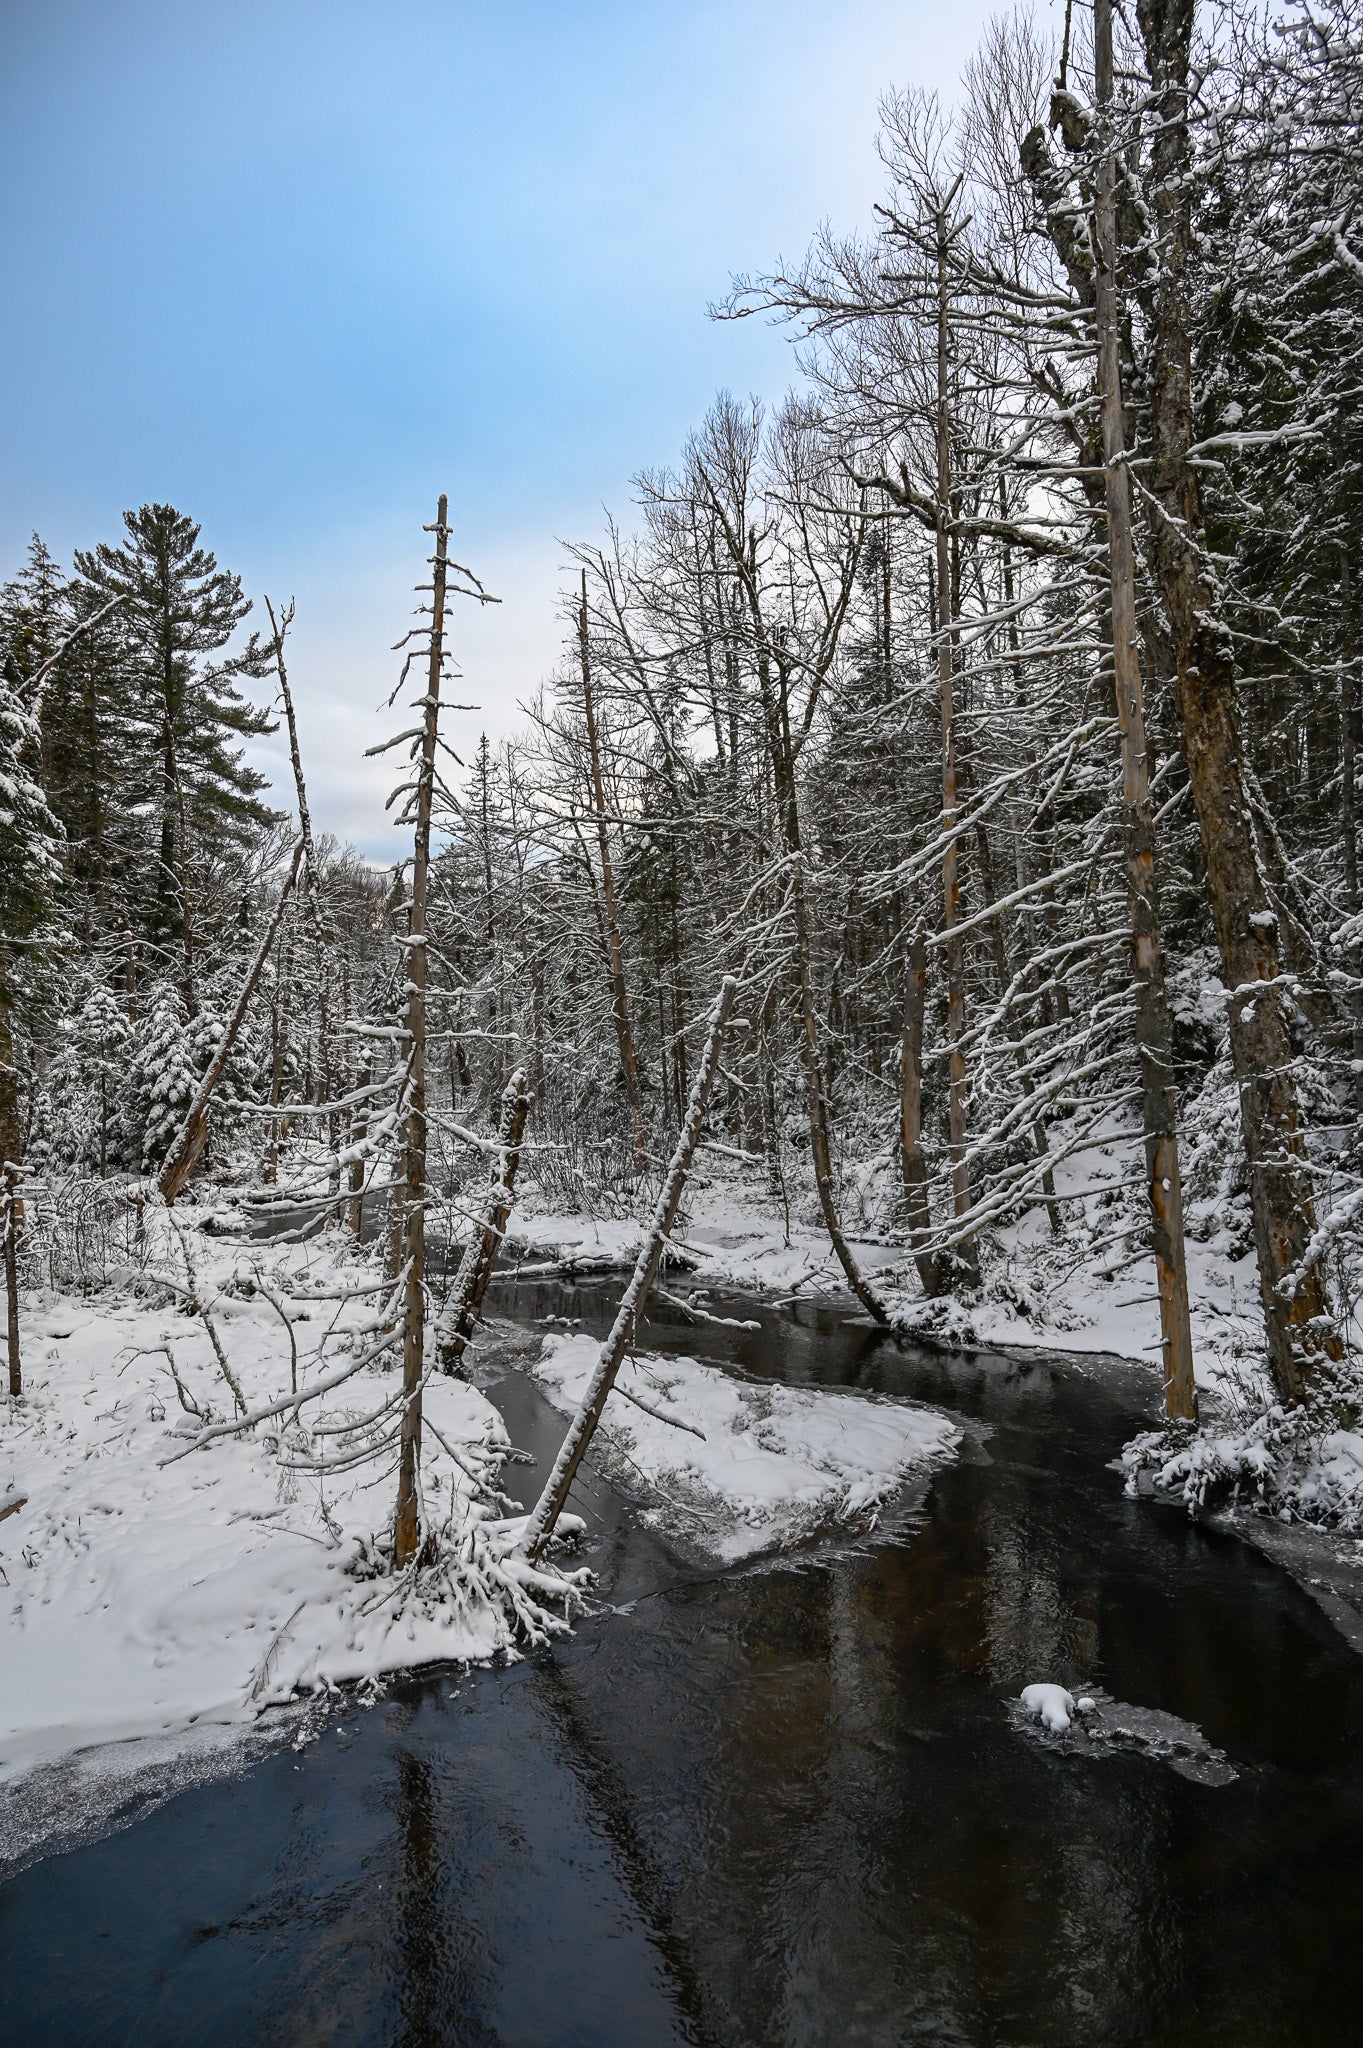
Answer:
576, 574, 646, 1175
520, 974, 738, 1562
437, 1067, 530, 1374
393, 497, 499, 1567
393, 500, 450, 1568
264, 598, 337, 1178
933, 195, 980, 1289
1092, 0, 1197, 1421
159, 838, 305, 1203
1134, 0, 1335, 1402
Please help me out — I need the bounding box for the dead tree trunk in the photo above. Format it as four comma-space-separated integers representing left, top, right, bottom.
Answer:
265, 599, 336, 1169
1135, 0, 1335, 1402
520, 975, 738, 1561
765, 655, 890, 1325
935, 210, 980, 1288
393, 496, 450, 1568
347, 1056, 371, 1237
898, 927, 939, 1294
1339, 549, 1363, 1115
3, 1166, 20, 1400
577, 574, 647, 1175
1094, 0, 1197, 1421
437, 1067, 530, 1373
159, 839, 305, 1203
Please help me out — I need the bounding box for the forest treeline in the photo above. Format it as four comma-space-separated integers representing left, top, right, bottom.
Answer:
4, 0, 1363, 1424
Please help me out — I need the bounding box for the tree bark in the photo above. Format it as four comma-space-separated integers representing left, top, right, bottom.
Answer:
394, 496, 449, 1567
762, 650, 891, 1324
1340, 549, 1363, 1115
898, 926, 940, 1292
4, 1166, 20, 1400
437, 1068, 530, 1373
159, 839, 305, 1203
935, 213, 980, 1288
1094, 0, 1197, 1420
520, 975, 737, 1562
265, 600, 336, 1158
578, 573, 647, 1175
1135, 0, 1335, 1401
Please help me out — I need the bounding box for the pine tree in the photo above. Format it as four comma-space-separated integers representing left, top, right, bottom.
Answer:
0, 654, 63, 1176
73, 505, 277, 1004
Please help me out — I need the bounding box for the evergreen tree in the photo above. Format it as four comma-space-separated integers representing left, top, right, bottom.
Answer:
74, 505, 277, 1004
129, 984, 197, 1172
0, 652, 63, 1174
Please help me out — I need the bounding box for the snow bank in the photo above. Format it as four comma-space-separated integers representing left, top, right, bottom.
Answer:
529, 1332, 960, 1561
0, 1225, 571, 1787
1123, 1374, 1363, 1533
510, 1163, 1271, 1395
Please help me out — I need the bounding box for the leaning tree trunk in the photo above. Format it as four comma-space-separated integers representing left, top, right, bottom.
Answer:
520, 975, 738, 1562
265, 598, 338, 1187
763, 653, 890, 1325
437, 1068, 531, 1373
1135, 0, 1335, 1402
159, 839, 305, 1204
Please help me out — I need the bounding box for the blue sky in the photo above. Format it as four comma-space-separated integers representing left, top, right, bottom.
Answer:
2, 0, 1017, 854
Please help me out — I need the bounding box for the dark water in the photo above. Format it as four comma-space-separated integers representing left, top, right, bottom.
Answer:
3, 1278, 1363, 2047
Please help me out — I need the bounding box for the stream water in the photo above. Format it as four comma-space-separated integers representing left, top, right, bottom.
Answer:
3, 1277, 1363, 2046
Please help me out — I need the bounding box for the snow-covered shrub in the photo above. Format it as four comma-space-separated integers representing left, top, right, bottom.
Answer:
36, 982, 137, 1172
1123, 1355, 1363, 1532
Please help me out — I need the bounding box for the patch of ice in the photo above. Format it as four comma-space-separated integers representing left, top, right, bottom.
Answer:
1010, 1684, 1237, 1784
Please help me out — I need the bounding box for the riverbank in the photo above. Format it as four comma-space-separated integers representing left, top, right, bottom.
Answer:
0, 1223, 537, 1787
504, 1159, 1268, 1394
0, 1200, 966, 1789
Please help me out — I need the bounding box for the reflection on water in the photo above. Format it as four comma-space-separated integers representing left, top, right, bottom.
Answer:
3, 1278, 1363, 2045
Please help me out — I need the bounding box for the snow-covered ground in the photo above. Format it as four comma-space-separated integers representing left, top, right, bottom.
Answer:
0, 1193, 959, 1789
530, 1331, 961, 1562
0, 1223, 564, 1789
508, 1147, 1267, 1398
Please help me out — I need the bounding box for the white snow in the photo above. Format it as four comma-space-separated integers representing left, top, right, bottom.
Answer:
529, 1331, 960, 1561
1020, 1682, 1077, 1733
509, 1143, 1274, 1399
0, 1222, 572, 1789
